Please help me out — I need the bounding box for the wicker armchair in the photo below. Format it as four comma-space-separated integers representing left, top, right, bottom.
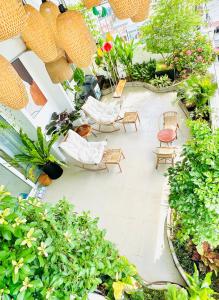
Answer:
154, 147, 176, 169
163, 111, 179, 138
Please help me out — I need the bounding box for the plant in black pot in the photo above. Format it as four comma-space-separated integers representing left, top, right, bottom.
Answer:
14, 127, 65, 180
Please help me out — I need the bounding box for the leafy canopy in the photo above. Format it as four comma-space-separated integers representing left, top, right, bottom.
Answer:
0, 186, 137, 300
168, 120, 219, 248
140, 0, 206, 55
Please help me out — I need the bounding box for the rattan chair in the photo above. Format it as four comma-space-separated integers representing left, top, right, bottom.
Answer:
163, 111, 179, 138
154, 147, 176, 169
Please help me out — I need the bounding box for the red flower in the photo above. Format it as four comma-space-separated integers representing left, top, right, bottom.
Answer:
103, 42, 112, 52
197, 47, 203, 52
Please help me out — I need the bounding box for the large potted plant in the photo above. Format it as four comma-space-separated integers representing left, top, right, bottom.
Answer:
14, 127, 64, 180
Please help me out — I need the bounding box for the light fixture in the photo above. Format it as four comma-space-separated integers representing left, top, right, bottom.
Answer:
83, 0, 101, 9
45, 56, 73, 84
131, 0, 150, 23
108, 0, 139, 20
21, 4, 58, 63
57, 5, 94, 68
0, 55, 28, 110
40, 0, 60, 45
0, 0, 27, 41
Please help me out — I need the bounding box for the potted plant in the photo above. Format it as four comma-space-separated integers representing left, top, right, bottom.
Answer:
46, 110, 81, 137
14, 127, 65, 180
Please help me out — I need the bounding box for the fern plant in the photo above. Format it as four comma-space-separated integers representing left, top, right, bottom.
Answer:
14, 127, 64, 167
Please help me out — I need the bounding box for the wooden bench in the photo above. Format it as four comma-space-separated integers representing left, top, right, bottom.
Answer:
113, 79, 127, 98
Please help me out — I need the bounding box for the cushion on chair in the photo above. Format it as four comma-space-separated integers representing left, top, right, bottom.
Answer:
59, 130, 107, 164
82, 96, 120, 124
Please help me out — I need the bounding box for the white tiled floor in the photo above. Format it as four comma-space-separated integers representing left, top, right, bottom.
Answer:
44, 87, 189, 284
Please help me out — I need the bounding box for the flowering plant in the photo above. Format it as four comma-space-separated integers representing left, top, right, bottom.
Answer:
0, 186, 136, 299
167, 34, 215, 77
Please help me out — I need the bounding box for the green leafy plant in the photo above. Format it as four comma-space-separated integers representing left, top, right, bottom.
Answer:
168, 120, 219, 248
140, 0, 205, 56
166, 265, 216, 300
150, 75, 172, 88
128, 59, 156, 82
62, 67, 85, 93
45, 110, 81, 136
0, 186, 138, 299
14, 127, 63, 168
178, 74, 217, 108
114, 36, 137, 77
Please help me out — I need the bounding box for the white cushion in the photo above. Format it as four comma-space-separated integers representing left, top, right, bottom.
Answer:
59, 130, 107, 164
82, 96, 120, 124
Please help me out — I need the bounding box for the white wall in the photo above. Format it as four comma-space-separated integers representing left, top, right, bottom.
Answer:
0, 37, 75, 160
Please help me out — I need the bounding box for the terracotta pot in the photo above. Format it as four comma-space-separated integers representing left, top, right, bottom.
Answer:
76, 124, 91, 137
38, 173, 52, 186
30, 81, 47, 106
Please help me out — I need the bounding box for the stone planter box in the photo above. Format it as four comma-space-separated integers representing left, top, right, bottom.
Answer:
166, 209, 189, 285
125, 81, 182, 93
100, 80, 182, 96
178, 101, 190, 118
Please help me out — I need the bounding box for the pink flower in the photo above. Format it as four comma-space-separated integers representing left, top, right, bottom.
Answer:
197, 47, 203, 52
197, 55, 203, 61
186, 50, 193, 56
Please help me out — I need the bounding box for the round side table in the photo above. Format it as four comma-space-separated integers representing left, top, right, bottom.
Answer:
76, 124, 92, 139
157, 129, 176, 146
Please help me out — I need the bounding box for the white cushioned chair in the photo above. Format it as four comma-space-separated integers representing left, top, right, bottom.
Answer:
59, 130, 107, 170
82, 96, 122, 132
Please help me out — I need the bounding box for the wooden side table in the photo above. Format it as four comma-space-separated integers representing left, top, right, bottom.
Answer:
102, 149, 125, 172
122, 112, 140, 132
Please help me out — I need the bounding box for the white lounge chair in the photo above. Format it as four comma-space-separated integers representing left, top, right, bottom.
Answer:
59, 130, 107, 170
82, 96, 122, 133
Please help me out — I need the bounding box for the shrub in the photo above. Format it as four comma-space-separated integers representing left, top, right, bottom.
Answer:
128, 60, 156, 82
167, 34, 215, 77
0, 187, 136, 299
168, 120, 219, 248
150, 75, 172, 88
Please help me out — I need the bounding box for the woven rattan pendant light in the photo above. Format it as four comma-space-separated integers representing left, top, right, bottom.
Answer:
131, 0, 150, 22
0, 0, 27, 41
83, 0, 101, 9
109, 0, 139, 19
22, 4, 57, 63
40, 0, 59, 44
45, 56, 73, 84
57, 7, 94, 68
0, 55, 28, 109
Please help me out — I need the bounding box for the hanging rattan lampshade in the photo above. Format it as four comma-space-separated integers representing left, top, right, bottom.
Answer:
0, 55, 28, 110
0, 0, 27, 41
57, 9, 94, 68
22, 4, 58, 63
109, 0, 139, 20
40, 0, 59, 44
45, 56, 73, 84
131, 0, 150, 22
83, 0, 101, 9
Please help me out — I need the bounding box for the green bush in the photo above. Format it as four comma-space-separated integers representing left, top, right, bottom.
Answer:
0, 187, 136, 299
168, 120, 219, 248
128, 60, 156, 82
150, 75, 172, 88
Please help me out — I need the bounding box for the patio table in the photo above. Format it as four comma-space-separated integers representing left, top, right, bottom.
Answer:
157, 129, 176, 146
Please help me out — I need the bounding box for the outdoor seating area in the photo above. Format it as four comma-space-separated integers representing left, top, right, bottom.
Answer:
1, 0, 219, 299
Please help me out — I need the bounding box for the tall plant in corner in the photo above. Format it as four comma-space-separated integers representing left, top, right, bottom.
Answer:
15, 127, 64, 180
140, 0, 206, 58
